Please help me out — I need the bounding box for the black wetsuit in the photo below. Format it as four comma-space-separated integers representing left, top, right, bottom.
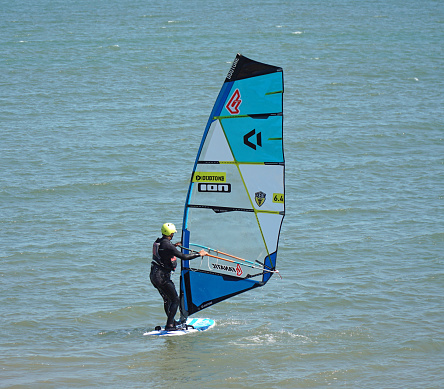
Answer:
150, 236, 200, 328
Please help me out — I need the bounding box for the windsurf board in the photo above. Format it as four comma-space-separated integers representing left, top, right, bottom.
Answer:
144, 318, 215, 337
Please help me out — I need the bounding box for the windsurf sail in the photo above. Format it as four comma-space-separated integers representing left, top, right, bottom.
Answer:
180, 53, 285, 318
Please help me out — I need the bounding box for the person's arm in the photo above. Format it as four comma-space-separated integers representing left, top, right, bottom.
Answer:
169, 242, 207, 260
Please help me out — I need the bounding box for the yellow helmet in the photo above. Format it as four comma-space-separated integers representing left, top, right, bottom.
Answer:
161, 223, 177, 236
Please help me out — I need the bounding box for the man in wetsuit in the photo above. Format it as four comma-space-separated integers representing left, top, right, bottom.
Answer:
150, 222, 207, 331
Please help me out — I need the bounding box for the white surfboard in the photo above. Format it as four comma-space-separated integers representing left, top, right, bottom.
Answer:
144, 318, 215, 337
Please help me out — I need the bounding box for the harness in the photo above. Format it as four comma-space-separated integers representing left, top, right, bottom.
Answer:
152, 241, 163, 268
152, 240, 177, 271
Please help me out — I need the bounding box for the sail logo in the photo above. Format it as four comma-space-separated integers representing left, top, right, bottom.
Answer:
226, 89, 242, 115
243, 129, 262, 150
198, 183, 231, 193
255, 191, 266, 207
212, 263, 236, 273
212, 263, 244, 277
273, 193, 284, 203
193, 172, 226, 182
226, 57, 239, 80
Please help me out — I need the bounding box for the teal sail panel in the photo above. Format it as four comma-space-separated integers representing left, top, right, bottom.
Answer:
220, 115, 283, 163
180, 54, 284, 317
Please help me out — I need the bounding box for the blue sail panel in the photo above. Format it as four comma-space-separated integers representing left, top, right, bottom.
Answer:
221, 72, 283, 117
181, 269, 262, 315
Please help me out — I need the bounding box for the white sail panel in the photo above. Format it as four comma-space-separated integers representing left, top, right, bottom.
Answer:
189, 164, 252, 210
239, 164, 284, 213
199, 119, 234, 162
186, 207, 267, 268
257, 212, 284, 255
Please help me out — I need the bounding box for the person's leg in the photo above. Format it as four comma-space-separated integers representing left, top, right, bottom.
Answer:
150, 266, 171, 318
161, 279, 180, 329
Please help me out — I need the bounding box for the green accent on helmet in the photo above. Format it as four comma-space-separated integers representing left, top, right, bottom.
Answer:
161, 223, 177, 236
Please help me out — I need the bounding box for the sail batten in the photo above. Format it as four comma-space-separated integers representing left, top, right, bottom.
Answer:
180, 54, 284, 318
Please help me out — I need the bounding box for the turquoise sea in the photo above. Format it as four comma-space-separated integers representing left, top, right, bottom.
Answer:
1, 0, 443, 387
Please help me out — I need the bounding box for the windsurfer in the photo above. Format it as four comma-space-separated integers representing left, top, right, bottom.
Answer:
150, 222, 207, 331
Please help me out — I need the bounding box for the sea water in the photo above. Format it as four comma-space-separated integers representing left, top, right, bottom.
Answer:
1, 0, 442, 387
